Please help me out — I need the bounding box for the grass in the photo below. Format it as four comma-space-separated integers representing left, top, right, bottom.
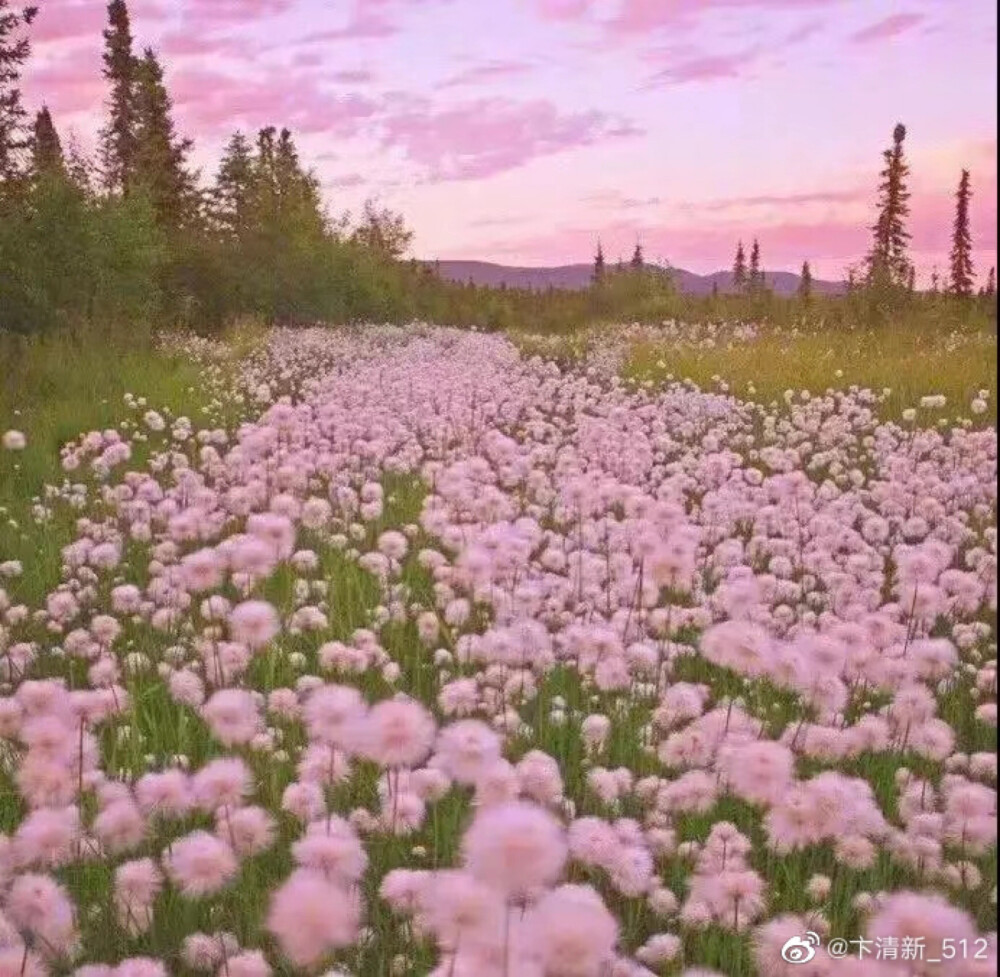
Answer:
624, 323, 998, 426
0, 327, 238, 606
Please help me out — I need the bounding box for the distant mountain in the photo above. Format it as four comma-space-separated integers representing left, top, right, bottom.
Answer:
420, 260, 846, 297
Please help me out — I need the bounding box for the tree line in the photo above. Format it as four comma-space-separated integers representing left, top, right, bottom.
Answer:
0, 1, 996, 338
0, 0, 421, 334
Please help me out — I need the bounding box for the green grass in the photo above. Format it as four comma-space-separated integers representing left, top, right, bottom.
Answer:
0, 328, 234, 606
624, 324, 998, 426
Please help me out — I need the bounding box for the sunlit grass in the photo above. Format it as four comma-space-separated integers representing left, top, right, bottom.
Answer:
624, 324, 998, 426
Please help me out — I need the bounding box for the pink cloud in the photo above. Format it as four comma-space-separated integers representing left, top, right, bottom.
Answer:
690, 188, 868, 212
22, 46, 104, 118
327, 173, 367, 188
600, 0, 843, 36
181, 0, 297, 23
380, 97, 641, 181
159, 31, 258, 58
29, 0, 170, 44
329, 69, 376, 83
850, 12, 925, 44
534, 0, 594, 19
308, 9, 399, 40
170, 68, 379, 137
436, 61, 535, 90
29, 1, 105, 44
646, 47, 761, 84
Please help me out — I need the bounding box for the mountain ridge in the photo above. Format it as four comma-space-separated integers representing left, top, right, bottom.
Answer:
420, 259, 847, 297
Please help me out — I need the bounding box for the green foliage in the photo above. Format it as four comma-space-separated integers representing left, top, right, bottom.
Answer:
0, 174, 165, 333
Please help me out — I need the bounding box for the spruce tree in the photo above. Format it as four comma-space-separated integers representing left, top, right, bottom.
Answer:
984, 267, 995, 298
212, 131, 255, 239
749, 238, 762, 291
930, 267, 940, 294
0, 1, 37, 190
798, 260, 812, 301
732, 241, 747, 291
867, 122, 911, 287
948, 169, 974, 297
630, 241, 643, 271
906, 264, 916, 294
99, 0, 137, 194
132, 47, 194, 228
592, 240, 605, 284
31, 105, 63, 177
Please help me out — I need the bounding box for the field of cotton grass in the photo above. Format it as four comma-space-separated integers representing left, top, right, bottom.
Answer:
0, 321, 996, 977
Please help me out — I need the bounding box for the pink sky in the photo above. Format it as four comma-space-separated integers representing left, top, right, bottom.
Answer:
22, 0, 999, 281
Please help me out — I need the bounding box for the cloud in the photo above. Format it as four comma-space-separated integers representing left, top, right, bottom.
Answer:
329, 69, 376, 84
181, 0, 297, 24
537, 0, 845, 36
850, 12, 925, 45
582, 189, 662, 210
436, 61, 535, 90
533, 0, 595, 19
690, 188, 868, 212
380, 97, 641, 181
170, 68, 379, 137
22, 45, 104, 118
310, 12, 399, 41
646, 47, 762, 84
29, 1, 106, 44
159, 31, 259, 58
327, 172, 367, 188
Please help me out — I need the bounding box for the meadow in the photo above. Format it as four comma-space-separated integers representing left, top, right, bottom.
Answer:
0, 318, 996, 977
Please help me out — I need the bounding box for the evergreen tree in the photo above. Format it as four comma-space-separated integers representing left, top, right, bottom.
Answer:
798, 260, 812, 301
930, 267, 940, 294
592, 240, 605, 284
906, 264, 916, 294
212, 131, 255, 239
748, 238, 762, 291
132, 47, 195, 228
99, 0, 137, 194
866, 122, 911, 287
630, 241, 643, 271
31, 105, 63, 177
0, 1, 37, 190
948, 169, 974, 297
732, 241, 747, 291
984, 266, 996, 298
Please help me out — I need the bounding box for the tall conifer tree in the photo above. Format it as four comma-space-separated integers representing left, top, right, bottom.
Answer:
592, 240, 605, 284
798, 260, 812, 301
212, 131, 255, 239
948, 169, 974, 297
732, 241, 747, 291
749, 238, 763, 291
31, 105, 63, 177
867, 123, 912, 287
0, 1, 37, 190
99, 0, 137, 194
132, 47, 194, 228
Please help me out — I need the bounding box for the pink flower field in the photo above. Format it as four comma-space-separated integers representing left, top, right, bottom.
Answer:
0, 324, 996, 977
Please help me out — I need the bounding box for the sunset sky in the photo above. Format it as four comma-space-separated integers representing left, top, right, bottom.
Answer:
22, 0, 999, 281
